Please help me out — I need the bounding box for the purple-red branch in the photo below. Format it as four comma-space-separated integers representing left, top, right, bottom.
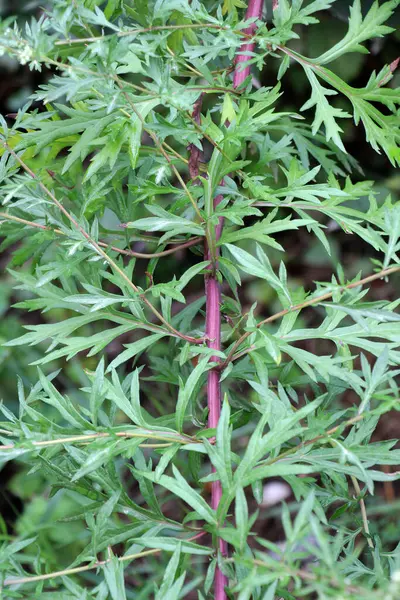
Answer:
204, 1, 264, 598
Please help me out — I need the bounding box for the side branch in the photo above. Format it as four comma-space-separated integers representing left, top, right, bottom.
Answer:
2, 143, 204, 345
0, 211, 201, 259
222, 264, 400, 367
0, 429, 198, 451
4, 533, 207, 587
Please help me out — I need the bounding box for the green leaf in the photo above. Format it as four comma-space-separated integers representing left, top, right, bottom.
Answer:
176, 261, 210, 292
37, 370, 88, 428
104, 552, 127, 600
136, 537, 211, 555
116, 52, 144, 75
204, 398, 233, 492
176, 355, 211, 432
316, 0, 399, 64
155, 544, 185, 600
242, 462, 316, 486
71, 440, 121, 481
221, 93, 237, 123
359, 346, 390, 414
258, 330, 282, 365
222, 0, 246, 16
127, 204, 204, 238
128, 118, 143, 169
105, 369, 145, 425
0, 537, 36, 563
107, 334, 167, 372
225, 243, 292, 306
323, 303, 400, 324
235, 487, 249, 552
301, 66, 350, 151
220, 216, 313, 247
140, 466, 217, 525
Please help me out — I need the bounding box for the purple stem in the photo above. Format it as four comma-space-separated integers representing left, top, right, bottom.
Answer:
233, 0, 264, 88
204, 1, 264, 598
205, 213, 227, 598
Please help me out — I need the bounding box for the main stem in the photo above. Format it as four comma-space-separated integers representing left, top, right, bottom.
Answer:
204, 1, 264, 597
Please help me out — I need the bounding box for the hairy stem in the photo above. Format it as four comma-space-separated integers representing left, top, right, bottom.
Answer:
204, 2, 264, 597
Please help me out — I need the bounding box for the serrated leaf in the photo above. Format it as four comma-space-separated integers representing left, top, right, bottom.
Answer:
317, 0, 399, 64
301, 67, 350, 151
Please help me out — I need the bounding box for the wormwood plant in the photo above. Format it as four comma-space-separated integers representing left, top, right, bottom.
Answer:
0, 0, 400, 598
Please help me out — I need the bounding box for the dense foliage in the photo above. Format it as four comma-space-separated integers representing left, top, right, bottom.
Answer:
0, 1, 400, 598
